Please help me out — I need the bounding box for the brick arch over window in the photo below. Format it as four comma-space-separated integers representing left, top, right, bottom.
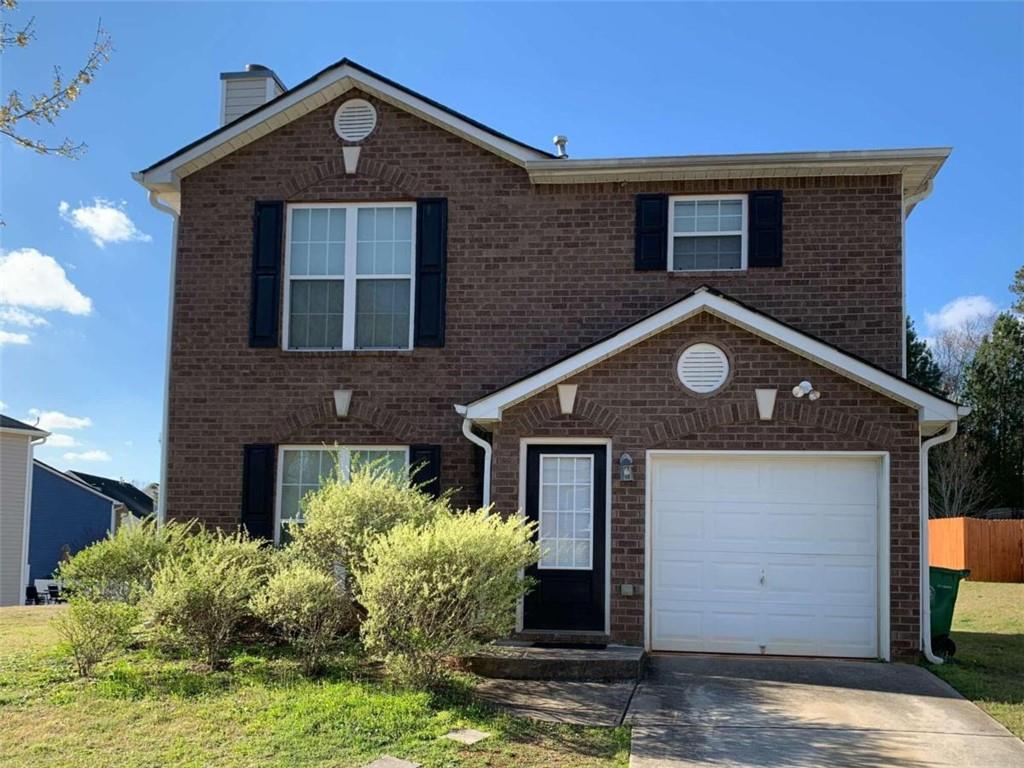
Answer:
267, 397, 415, 444
645, 399, 899, 449
276, 156, 427, 200
504, 393, 621, 434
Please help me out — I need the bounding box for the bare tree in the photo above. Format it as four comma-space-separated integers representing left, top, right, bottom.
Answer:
931, 314, 995, 397
929, 436, 992, 518
0, 0, 112, 158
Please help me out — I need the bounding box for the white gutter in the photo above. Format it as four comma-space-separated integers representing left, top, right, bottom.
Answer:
455, 405, 491, 506
146, 190, 180, 525
919, 415, 964, 664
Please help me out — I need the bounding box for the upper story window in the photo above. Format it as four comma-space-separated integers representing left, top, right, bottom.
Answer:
284, 203, 415, 350
669, 194, 747, 271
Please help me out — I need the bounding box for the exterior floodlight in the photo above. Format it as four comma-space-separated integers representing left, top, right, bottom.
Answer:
792, 380, 813, 398
808, 389, 821, 402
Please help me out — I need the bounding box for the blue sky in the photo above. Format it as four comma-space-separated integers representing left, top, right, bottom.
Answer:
2, 2, 1021, 485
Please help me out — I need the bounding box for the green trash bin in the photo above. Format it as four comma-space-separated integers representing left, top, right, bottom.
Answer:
929, 566, 970, 658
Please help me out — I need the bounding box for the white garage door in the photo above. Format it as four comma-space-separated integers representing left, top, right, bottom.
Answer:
649, 453, 882, 658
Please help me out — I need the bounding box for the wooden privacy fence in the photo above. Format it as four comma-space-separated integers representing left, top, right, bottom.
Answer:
929, 517, 1024, 583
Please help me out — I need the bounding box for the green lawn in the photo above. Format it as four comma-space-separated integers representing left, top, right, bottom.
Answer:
927, 580, 1024, 739
0, 606, 629, 768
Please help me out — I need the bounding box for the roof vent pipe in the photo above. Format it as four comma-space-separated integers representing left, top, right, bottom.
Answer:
553, 135, 569, 159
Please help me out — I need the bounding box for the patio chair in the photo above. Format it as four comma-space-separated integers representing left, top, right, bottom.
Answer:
47, 584, 64, 603
25, 586, 45, 605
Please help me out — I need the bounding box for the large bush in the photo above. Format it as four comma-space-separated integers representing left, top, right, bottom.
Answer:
355, 508, 539, 686
55, 598, 138, 677
57, 519, 192, 603
143, 529, 271, 669
252, 560, 354, 674
290, 461, 451, 583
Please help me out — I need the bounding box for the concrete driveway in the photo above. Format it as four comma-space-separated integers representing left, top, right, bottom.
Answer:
626, 654, 1024, 768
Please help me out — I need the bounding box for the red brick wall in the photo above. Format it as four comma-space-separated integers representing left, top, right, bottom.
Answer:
168, 91, 911, 634
491, 314, 920, 658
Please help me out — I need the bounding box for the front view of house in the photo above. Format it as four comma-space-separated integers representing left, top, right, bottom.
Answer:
135, 59, 962, 661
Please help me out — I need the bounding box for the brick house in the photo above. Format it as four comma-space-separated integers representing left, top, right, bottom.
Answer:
135, 59, 963, 661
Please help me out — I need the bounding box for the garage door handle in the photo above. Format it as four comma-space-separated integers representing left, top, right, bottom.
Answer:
759, 569, 766, 586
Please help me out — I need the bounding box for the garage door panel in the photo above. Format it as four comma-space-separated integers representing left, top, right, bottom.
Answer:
650, 454, 881, 658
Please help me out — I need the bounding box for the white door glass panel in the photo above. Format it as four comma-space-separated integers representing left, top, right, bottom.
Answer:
538, 455, 593, 570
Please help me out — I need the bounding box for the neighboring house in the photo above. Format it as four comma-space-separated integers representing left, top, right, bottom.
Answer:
29, 461, 120, 583
69, 471, 155, 521
0, 415, 49, 606
135, 59, 964, 661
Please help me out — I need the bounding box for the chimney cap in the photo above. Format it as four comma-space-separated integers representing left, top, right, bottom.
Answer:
220, 65, 287, 92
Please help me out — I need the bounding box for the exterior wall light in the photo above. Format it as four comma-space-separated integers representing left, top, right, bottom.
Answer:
619, 453, 634, 482
333, 388, 353, 417
791, 380, 821, 401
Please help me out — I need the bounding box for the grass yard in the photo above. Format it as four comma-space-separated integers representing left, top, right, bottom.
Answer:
0, 606, 629, 768
927, 580, 1024, 739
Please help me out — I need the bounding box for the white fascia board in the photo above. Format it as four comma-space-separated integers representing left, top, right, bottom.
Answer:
463, 290, 960, 424
0, 425, 49, 438
135, 65, 547, 193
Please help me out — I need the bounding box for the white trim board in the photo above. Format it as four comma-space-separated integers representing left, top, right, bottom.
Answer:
516, 437, 613, 636
643, 449, 891, 661
460, 288, 961, 428
134, 60, 551, 203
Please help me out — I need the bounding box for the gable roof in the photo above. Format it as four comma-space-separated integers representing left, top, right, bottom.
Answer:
456, 286, 964, 430
68, 471, 155, 518
134, 58, 554, 201
0, 414, 49, 438
34, 460, 119, 506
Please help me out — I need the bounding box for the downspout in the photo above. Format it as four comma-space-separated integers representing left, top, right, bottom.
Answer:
454, 405, 491, 506
146, 190, 180, 526
920, 418, 959, 665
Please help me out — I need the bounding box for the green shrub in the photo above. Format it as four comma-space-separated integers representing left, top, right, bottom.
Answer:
289, 460, 451, 584
143, 529, 271, 669
252, 561, 354, 674
55, 598, 139, 677
355, 508, 539, 687
57, 518, 192, 603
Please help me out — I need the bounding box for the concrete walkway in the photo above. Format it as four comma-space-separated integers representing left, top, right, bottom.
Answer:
626, 654, 1024, 768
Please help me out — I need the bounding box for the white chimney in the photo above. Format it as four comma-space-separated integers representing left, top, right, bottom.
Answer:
219, 64, 285, 126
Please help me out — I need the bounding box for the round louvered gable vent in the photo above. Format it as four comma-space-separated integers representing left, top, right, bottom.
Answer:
677, 343, 730, 394
334, 98, 378, 142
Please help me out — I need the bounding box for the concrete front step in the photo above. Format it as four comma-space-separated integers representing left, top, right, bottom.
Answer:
464, 641, 646, 682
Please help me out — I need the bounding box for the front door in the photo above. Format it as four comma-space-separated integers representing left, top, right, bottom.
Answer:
523, 444, 607, 632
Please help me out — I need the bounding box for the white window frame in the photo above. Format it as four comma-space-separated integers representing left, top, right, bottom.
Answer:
273, 444, 410, 543
537, 452, 595, 571
282, 202, 417, 351
667, 193, 748, 272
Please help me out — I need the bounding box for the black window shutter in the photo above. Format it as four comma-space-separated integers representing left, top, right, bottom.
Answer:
635, 194, 668, 270
241, 444, 276, 540
414, 199, 447, 347
249, 201, 284, 347
409, 444, 442, 499
748, 191, 783, 268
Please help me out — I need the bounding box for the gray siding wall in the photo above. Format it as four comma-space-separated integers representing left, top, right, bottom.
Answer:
222, 77, 280, 125
0, 434, 31, 606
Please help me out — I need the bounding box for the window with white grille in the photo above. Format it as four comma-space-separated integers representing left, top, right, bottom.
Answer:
677, 343, 730, 394
538, 454, 594, 570
670, 194, 747, 271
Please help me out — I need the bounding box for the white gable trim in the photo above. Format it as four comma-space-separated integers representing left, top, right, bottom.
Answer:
459, 288, 962, 426
135, 62, 550, 203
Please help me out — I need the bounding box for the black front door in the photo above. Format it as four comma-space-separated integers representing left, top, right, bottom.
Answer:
523, 444, 606, 632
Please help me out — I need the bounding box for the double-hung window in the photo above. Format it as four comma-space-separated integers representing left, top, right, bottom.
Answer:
669, 194, 747, 271
285, 203, 415, 350
276, 445, 408, 542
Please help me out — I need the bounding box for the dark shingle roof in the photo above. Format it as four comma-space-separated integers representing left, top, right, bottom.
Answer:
68, 471, 155, 518
0, 414, 48, 434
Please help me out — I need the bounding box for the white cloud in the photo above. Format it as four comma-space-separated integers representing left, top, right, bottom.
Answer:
0, 330, 30, 346
0, 248, 92, 315
59, 198, 151, 248
0, 401, 7, 411
0, 307, 48, 327
28, 409, 93, 431
924, 295, 999, 334
63, 449, 111, 463
46, 434, 78, 448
